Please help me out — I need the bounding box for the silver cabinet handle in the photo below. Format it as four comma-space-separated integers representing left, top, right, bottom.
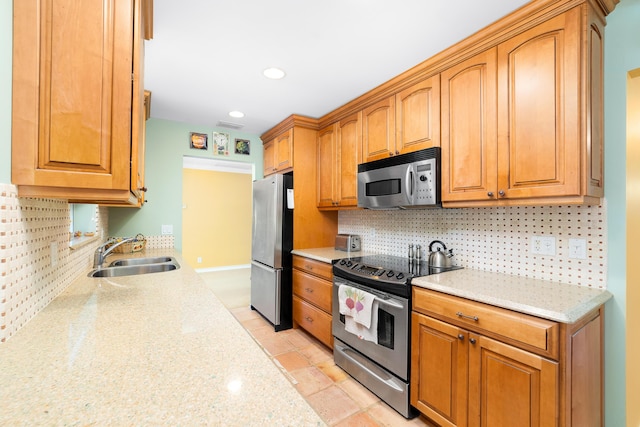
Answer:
456, 311, 479, 321
487, 191, 494, 197
498, 190, 506, 197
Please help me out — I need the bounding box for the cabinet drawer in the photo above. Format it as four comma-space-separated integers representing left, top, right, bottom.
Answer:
293, 296, 333, 348
292, 255, 333, 281
292, 269, 332, 313
413, 288, 559, 358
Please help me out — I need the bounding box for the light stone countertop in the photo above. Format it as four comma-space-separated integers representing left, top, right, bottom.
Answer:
292, 248, 612, 323
291, 247, 377, 264
412, 268, 612, 323
0, 249, 325, 426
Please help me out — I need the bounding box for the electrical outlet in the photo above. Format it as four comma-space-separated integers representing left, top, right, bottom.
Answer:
161, 224, 173, 235
531, 236, 556, 256
568, 238, 587, 259
197, 257, 202, 263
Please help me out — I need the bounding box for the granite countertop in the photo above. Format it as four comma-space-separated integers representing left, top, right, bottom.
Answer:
0, 249, 324, 426
291, 247, 378, 264
412, 268, 612, 324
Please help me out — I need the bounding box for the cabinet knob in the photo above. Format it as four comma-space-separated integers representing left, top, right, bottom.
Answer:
305, 316, 314, 323
498, 190, 506, 197
305, 287, 314, 293
458, 334, 464, 340
139, 186, 148, 192
469, 338, 477, 344
487, 192, 494, 198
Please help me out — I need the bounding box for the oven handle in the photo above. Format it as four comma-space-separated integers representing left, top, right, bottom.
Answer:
334, 340, 404, 392
372, 295, 403, 310
334, 281, 405, 310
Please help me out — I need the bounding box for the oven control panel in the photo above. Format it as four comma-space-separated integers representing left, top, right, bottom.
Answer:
335, 259, 407, 283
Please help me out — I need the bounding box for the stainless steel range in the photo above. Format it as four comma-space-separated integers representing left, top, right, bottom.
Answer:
332, 254, 461, 418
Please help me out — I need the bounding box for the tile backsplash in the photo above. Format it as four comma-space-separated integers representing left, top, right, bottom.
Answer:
0, 184, 173, 342
339, 202, 607, 289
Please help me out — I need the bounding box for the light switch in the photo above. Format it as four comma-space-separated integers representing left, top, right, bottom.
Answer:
568, 238, 587, 259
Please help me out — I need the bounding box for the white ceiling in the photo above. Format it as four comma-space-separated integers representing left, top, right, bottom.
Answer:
145, 0, 531, 136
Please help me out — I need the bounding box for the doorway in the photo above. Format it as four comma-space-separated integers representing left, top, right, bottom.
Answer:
181, 156, 254, 270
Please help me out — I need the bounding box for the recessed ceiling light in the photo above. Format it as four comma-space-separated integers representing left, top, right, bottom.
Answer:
263, 67, 286, 80
229, 110, 245, 118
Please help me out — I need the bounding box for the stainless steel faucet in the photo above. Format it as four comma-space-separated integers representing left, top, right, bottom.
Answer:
93, 237, 136, 268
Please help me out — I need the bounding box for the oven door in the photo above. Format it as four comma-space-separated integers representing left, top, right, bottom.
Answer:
332, 277, 409, 381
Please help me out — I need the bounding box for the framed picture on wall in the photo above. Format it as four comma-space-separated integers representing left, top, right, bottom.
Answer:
213, 132, 230, 155
234, 138, 250, 155
189, 132, 208, 150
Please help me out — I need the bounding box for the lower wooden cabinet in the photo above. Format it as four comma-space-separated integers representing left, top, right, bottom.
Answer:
292, 255, 334, 348
411, 287, 604, 427
293, 296, 333, 348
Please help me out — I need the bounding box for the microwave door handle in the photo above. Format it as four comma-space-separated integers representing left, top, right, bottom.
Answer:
405, 166, 414, 201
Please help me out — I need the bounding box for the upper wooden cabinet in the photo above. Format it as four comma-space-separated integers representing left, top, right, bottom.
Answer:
11, 0, 153, 206
442, 5, 604, 206
395, 75, 441, 154
261, 115, 337, 249
362, 96, 396, 162
362, 76, 441, 163
441, 48, 498, 204
317, 112, 361, 209
263, 129, 294, 176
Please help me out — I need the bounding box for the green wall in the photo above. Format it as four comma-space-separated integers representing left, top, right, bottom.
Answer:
604, 1, 639, 425
108, 118, 263, 251
1, 1, 12, 183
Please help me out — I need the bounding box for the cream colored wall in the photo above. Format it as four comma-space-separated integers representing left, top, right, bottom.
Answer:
182, 168, 252, 269
626, 68, 640, 427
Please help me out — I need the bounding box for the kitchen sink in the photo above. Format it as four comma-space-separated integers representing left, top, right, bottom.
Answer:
108, 256, 175, 267
88, 257, 180, 278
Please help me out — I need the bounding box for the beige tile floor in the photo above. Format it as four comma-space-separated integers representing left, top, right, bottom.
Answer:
200, 268, 435, 427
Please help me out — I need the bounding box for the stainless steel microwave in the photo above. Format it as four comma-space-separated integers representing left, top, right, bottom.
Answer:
357, 147, 440, 209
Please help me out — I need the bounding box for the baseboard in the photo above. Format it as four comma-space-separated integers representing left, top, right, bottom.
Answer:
195, 264, 251, 273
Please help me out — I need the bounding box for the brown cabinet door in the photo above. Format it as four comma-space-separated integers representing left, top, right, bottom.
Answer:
317, 124, 337, 207
12, 0, 135, 194
362, 96, 396, 162
263, 139, 276, 176
411, 312, 468, 427
468, 334, 558, 427
130, 0, 148, 203
496, 8, 581, 200
336, 112, 361, 207
396, 75, 441, 153
441, 48, 498, 203
276, 129, 294, 171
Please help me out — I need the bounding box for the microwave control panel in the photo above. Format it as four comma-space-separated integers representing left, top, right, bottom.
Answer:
414, 159, 437, 205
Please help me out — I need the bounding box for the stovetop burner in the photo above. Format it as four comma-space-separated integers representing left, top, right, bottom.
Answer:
333, 254, 462, 298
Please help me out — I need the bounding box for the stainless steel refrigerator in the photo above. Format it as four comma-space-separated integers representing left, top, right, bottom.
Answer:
250, 173, 293, 331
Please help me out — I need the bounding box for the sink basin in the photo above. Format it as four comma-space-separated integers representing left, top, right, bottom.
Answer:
88, 259, 180, 278
108, 256, 175, 267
